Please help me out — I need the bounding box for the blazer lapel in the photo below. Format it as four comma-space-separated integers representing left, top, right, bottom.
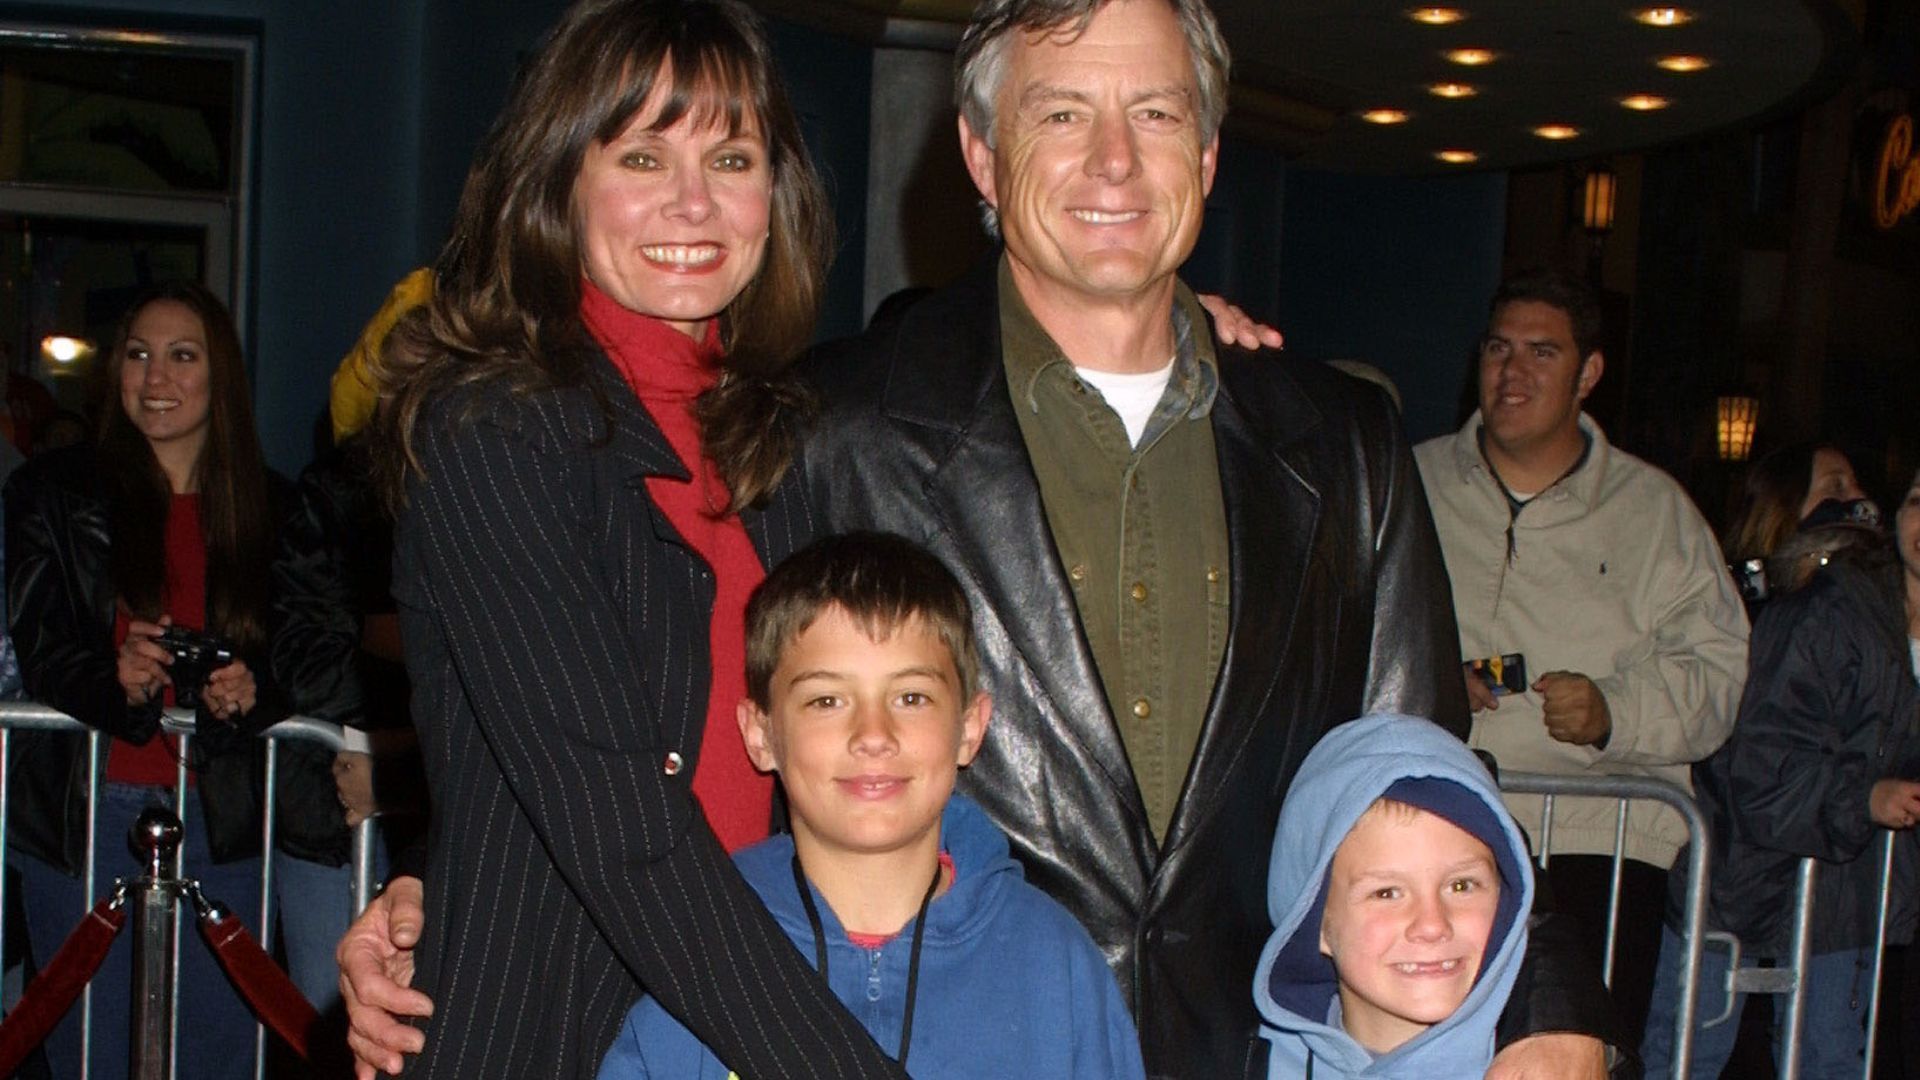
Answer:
1163, 362, 1323, 852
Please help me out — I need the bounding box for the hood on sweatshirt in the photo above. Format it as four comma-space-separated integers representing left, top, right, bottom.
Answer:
1252, 714, 1534, 1078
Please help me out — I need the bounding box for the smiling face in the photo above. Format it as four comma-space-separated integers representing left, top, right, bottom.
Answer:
1478, 299, 1601, 473
118, 298, 213, 461
959, 0, 1217, 318
573, 71, 773, 340
1318, 803, 1501, 1055
740, 605, 990, 868
1897, 473, 1920, 587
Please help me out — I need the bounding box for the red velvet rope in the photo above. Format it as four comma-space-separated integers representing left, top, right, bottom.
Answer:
0, 897, 126, 1077
198, 910, 322, 1061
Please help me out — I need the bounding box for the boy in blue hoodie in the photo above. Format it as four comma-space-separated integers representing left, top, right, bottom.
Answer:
597, 531, 1145, 1080
1253, 714, 1534, 1078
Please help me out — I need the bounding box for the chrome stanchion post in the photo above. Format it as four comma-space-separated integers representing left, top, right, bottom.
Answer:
130, 809, 185, 1080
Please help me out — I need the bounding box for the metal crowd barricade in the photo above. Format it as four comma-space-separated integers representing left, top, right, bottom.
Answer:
1504, 770, 1900, 1080
0, 700, 377, 1080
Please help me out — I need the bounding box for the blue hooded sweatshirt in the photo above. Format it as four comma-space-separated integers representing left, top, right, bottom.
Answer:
597, 794, 1145, 1080
1252, 714, 1533, 1078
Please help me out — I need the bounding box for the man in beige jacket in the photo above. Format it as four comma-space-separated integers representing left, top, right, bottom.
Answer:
1414, 267, 1749, 1050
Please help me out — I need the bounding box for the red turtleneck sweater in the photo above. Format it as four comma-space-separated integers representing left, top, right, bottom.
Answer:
579, 280, 771, 853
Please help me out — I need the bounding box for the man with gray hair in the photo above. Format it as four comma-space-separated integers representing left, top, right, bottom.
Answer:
341, 1, 1617, 1075
802, 0, 1616, 1074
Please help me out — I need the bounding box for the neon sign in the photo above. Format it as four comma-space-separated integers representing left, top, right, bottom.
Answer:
1873, 114, 1920, 230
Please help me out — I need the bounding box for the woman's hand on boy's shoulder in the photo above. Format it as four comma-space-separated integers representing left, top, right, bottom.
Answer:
1486, 1032, 1608, 1080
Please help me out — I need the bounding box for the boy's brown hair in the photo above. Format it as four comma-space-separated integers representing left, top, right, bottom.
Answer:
745, 531, 980, 707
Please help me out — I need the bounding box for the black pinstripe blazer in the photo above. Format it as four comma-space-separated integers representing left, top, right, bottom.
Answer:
390, 353, 905, 1079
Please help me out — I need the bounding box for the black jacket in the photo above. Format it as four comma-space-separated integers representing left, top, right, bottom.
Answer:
797, 259, 1617, 1077
2, 446, 343, 873
1682, 557, 1920, 954
390, 356, 907, 1080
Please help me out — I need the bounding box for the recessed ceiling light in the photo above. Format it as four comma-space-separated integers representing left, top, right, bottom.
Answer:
1632, 7, 1694, 26
1406, 7, 1466, 24
1444, 48, 1498, 66
1360, 109, 1411, 124
1619, 93, 1671, 111
1427, 82, 1479, 99
1435, 149, 1480, 164
1657, 54, 1713, 72
1533, 124, 1582, 140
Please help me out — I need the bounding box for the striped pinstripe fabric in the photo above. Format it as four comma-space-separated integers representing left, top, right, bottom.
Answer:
389, 358, 903, 1079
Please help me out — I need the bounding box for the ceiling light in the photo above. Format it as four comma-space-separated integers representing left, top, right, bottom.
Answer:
1444, 48, 1498, 66
1406, 7, 1466, 24
1427, 82, 1479, 99
40, 336, 95, 365
1656, 54, 1713, 72
1435, 149, 1479, 164
1632, 7, 1694, 26
1619, 93, 1671, 111
1533, 124, 1582, 140
1360, 109, 1411, 124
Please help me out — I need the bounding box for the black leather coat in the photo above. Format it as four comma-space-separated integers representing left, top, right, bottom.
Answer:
797, 259, 1616, 1076
1682, 556, 1920, 955
3, 446, 343, 873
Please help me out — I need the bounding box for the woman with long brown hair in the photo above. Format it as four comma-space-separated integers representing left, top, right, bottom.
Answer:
4, 280, 305, 1079
337, 2, 910, 1077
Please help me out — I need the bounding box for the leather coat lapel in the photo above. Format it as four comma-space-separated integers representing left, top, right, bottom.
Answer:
1164, 362, 1323, 852
882, 266, 1147, 827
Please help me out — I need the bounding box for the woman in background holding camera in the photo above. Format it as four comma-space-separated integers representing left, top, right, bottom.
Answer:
3, 280, 314, 1080
1722, 441, 1869, 610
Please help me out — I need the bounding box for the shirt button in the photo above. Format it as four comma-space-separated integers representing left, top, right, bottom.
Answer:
663, 751, 684, 776
1132, 698, 1151, 719
1206, 566, 1221, 583
1069, 564, 1087, 583
1130, 582, 1148, 602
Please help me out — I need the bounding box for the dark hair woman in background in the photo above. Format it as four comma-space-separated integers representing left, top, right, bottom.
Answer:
335, 2, 909, 1077
1643, 472, 1920, 1076
2, 280, 337, 1079
1723, 442, 1868, 607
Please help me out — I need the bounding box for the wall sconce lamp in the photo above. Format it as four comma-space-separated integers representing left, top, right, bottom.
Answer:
1717, 396, 1759, 462
1581, 165, 1618, 235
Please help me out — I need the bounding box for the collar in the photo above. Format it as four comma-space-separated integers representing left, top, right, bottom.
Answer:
996, 255, 1219, 420
1449, 410, 1612, 509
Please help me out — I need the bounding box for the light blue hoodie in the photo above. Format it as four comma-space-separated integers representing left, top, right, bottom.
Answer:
1252, 714, 1533, 1078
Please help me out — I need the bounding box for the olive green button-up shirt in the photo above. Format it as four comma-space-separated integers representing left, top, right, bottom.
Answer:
998, 263, 1231, 840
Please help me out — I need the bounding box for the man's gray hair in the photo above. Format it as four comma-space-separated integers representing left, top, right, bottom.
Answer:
955, 0, 1231, 147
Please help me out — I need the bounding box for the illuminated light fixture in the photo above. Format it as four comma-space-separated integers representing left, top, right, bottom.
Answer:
1406, 6, 1466, 24
1619, 93, 1671, 111
1717, 396, 1759, 462
1533, 124, 1582, 140
1581, 166, 1618, 234
1360, 109, 1411, 124
1428, 82, 1479, 99
1435, 149, 1479, 164
1444, 48, 1498, 66
1633, 7, 1694, 26
1656, 54, 1713, 72
40, 335, 95, 365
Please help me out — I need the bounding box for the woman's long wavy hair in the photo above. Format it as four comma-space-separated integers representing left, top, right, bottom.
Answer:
100, 280, 275, 656
373, 0, 832, 511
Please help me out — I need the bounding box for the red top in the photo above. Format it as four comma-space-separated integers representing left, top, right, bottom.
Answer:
580, 280, 772, 853
109, 492, 205, 786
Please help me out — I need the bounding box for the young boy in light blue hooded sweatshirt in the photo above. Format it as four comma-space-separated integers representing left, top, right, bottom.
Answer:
1253, 714, 1534, 1078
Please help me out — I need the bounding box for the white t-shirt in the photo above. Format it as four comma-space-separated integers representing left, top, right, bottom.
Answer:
1076, 356, 1176, 448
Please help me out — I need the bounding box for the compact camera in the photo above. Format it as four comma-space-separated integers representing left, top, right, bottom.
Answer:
1733, 558, 1769, 605
1468, 652, 1528, 696
153, 626, 235, 709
